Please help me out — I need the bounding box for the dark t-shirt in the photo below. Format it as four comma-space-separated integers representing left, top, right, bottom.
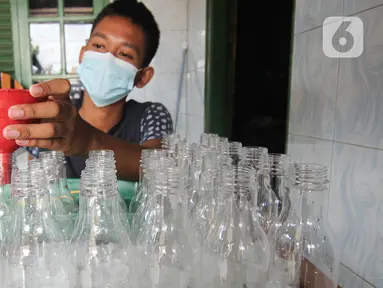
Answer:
27, 100, 173, 178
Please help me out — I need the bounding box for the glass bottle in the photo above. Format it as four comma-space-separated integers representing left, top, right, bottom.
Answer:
266, 156, 303, 288
161, 134, 181, 158
267, 153, 292, 218
201, 166, 270, 287
85, 151, 130, 234
2, 161, 68, 287
192, 151, 218, 238
130, 155, 175, 244
294, 164, 340, 288
136, 166, 194, 288
129, 149, 167, 214
228, 142, 242, 167
241, 147, 279, 233
69, 166, 136, 288
40, 151, 78, 240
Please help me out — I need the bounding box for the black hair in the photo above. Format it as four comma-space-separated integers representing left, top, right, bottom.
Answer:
92, 0, 160, 67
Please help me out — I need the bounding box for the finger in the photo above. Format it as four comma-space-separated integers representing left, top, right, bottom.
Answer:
3, 123, 68, 140
8, 100, 74, 121
16, 138, 63, 151
29, 79, 71, 99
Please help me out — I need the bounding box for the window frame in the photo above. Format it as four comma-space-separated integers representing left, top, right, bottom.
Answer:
11, 0, 109, 87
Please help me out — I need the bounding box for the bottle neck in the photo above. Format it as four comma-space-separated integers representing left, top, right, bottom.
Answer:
78, 193, 121, 227
292, 164, 329, 222
241, 147, 268, 171
14, 192, 51, 216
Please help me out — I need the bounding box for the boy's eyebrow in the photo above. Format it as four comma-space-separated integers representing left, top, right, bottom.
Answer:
91, 32, 107, 39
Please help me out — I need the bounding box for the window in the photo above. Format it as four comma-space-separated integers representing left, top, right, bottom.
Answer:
11, 0, 108, 94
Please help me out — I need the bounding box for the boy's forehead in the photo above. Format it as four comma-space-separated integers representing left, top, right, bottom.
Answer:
92, 16, 146, 48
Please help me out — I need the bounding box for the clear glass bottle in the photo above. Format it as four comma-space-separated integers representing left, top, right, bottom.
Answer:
267, 154, 292, 218
161, 134, 181, 158
85, 151, 130, 234
241, 147, 279, 233
40, 151, 77, 211
2, 161, 68, 288
40, 151, 78, 240
129, 149, 167, 214
192, 151, 218, 238
130, 155, 175, 243
201, 166, 270, 287
294, 163, 340, 288
136, 166, 194, 288
69, 167, 136, 288
266, 156, 303, 288
228, 141, 242, 167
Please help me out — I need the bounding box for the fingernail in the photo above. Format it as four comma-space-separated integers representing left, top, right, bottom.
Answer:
8, 107, 24, 119
29, 85, 43, 97
16, 140, 29, 146
3, 129, 20, 139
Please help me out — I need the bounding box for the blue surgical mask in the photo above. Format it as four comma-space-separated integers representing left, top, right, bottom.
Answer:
77, 51, 139, 107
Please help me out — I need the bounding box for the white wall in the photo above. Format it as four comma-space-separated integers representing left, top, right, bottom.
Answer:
130, 0, 206, 143
288, 1, 383, 287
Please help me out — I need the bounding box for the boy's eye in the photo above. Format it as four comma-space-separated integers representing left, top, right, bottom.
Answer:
119, 52, 133, 59
92, 43, 104, 49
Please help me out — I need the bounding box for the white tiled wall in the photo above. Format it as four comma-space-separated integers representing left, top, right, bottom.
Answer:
288, 1, 383, 287
130, 0, 206, 143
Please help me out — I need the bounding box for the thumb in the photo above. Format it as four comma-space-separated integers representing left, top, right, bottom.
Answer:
29, 79, 71, 100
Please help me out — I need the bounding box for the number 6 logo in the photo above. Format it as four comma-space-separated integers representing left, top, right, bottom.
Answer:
323, 17, 364, 58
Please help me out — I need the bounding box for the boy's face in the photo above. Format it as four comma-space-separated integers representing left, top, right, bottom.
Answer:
80, 15, 154, 88
82, 15, 146, 68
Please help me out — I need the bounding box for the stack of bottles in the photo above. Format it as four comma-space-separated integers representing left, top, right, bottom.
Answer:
0, 133, 340, 287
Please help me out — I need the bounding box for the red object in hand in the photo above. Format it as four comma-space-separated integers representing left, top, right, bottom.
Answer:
0, 89, 38, 184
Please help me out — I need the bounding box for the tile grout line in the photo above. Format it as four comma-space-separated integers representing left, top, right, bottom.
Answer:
295, 3, 383, 35
289, 133, 383, 152
340, 263, 377, 287
348, 3, 383, 16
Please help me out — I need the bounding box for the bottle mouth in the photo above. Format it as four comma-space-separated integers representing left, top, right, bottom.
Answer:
81, 170, 118, 197
141, 149, 167, 162
39, 150, 64, 159
11, 167, 48, 197
242, 147, 268, 163
267, 153, 291, 175
229, 142, 243, 156
293, 163, 329, 185
88, 149, 115, 159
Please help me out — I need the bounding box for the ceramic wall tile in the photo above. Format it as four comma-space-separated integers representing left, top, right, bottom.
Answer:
142, 0, 187, 30
329, 142, 383, 287
334, 6, 383, 150
169, 111, 188, 139
187, 29, 206, 72
287, 134, 333, 175
185, 70, 205, 116
186, 114, 204, 144
188, 0, 206, 31
151, 30, 188, 73
144, 72, 180, 114
289, 28, 338, 140
339, 264, 376, 288
127, 86, 147, 103
344, 0, 383, 16
294, 0, 343, 34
